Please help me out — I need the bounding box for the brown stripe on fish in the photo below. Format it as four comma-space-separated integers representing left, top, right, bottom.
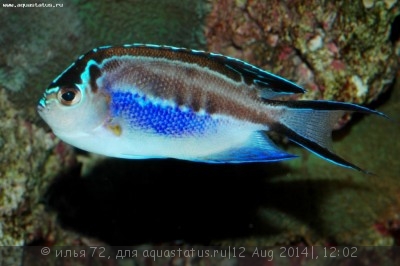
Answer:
89, 64, 102, 93
97, 46, 246, 84
100, 56, 273, 125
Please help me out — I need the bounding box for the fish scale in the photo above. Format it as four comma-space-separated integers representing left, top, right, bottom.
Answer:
37, 44, 386, 172
109, 91, 217, 137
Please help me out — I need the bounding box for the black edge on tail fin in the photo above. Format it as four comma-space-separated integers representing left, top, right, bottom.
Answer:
271, 122, 370, 173
265, 99, 388, 118
266, 99, 386, 174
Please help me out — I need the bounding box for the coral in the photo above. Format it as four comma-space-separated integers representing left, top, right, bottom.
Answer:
0, 87, 79, 264
205, 0, 399, 104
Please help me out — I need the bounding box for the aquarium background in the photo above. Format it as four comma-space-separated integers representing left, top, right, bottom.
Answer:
0, 0, 399, 265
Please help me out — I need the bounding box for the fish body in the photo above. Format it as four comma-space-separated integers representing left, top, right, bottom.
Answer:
38, 44, 384, 172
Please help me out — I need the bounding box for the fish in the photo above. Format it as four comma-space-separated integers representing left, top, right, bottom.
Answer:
37, 44, 386, 173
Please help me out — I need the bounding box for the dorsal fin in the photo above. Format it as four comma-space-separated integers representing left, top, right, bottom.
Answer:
185, 46, 306, 97
50, 44, 305, 99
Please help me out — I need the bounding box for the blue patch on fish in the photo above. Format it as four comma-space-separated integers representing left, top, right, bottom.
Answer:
37, 43, 386, 173
109, 91, 217, 136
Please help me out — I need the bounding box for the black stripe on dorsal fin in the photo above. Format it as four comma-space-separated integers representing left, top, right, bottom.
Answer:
222, 60, 305, 97
264, 99, 388, 117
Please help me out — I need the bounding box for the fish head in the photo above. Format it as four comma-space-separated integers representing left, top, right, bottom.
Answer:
37, 76, 109, 141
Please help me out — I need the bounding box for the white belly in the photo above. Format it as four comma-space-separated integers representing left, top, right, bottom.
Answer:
56, 116, 264, 161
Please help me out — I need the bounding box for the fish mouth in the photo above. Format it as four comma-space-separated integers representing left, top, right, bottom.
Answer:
37, 96, 47, 111
38, 92, 48, 106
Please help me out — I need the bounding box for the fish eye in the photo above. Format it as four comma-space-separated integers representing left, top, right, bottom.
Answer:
57, 86, 81, 106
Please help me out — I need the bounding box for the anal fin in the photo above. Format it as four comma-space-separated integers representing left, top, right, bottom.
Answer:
200, 131, 297, 163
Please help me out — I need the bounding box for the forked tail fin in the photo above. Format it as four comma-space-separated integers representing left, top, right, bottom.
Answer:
265, 99, 387, 173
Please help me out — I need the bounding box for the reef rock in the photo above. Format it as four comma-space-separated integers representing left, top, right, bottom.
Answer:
206, 0, 399, 104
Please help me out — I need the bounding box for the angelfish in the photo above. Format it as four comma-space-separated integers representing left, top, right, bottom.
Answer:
37, 44, 385, 173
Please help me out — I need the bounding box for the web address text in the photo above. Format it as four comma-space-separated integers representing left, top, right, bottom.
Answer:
2, 3, 63, 8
